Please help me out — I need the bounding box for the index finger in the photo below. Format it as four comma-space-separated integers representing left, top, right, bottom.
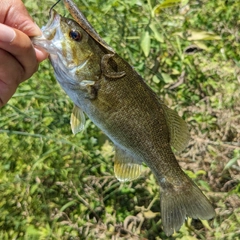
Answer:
0, 0, 42, 37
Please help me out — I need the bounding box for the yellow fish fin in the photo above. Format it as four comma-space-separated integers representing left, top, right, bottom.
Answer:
70, 104, 85, 135
114, 147, 142, 182
161, 104, 190, 152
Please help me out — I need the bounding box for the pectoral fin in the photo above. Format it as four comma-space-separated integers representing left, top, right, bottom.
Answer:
162, 104, 190, 152
70, 104, 85, 135
114, 147, 142, 182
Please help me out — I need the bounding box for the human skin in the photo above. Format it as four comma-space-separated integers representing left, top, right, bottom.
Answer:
0, 0, 48, 107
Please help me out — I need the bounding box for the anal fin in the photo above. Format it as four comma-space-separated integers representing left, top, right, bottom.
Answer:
114, 147, 142, 182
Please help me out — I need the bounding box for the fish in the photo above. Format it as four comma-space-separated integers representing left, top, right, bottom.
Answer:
32, 0, 215, 236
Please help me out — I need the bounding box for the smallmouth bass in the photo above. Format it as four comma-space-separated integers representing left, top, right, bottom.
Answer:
32, 0, 215, 236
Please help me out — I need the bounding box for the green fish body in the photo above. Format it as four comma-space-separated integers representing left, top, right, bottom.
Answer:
32, 0, 215, 236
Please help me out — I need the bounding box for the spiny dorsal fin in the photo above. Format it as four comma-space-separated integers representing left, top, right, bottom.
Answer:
161, 104, 190, 152
70, 104, 85, 135
114, 147, 142, 182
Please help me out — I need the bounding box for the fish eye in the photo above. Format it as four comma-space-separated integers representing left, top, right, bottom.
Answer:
69, 30, 82, 42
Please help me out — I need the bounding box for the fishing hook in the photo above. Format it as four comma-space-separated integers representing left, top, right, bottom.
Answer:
49, 0, 62, 17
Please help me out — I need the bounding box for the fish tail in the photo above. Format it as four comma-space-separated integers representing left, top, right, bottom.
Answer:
160, 176, 215, 236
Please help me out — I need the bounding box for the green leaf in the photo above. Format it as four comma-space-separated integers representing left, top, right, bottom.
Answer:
60, 200, 76, 212
153, 0, 182, 14
187, 30, 221, 41
140, 31, 151, 57
30, 184, 39, 194
161, 72, 174, 83
224, 155, 239, 171
150, 23, 164, 43
198, 180, 211, 191
26, 225, 41, 236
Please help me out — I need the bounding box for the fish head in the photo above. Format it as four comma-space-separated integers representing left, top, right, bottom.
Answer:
36, 9, 92, 67
32, 9, 100, 82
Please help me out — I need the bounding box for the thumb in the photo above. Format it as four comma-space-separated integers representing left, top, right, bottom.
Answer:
1, 0, 42, 37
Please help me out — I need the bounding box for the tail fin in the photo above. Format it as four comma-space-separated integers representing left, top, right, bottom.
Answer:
160, 179, 215, 236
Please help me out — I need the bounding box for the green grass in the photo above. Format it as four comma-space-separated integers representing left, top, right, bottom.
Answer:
0, 0, 240, 239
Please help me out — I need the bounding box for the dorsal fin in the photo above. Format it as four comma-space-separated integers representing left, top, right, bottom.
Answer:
114, 147, 142, 182
161, 104, 190, 152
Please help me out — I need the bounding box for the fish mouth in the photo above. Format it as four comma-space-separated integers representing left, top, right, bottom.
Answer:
42, 9, 61, 40
31, 9, 61, 54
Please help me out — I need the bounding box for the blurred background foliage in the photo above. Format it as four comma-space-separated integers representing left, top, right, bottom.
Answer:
0, 0, 240, 239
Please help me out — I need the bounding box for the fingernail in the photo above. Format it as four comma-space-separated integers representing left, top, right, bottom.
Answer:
0, 23, 16, 43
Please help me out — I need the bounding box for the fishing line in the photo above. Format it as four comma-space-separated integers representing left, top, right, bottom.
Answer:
49, 0, 62, 17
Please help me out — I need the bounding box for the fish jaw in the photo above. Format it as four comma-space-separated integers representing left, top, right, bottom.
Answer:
32, 10, 61, 55
42, 10, 61, 41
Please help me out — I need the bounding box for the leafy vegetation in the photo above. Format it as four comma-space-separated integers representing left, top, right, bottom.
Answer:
1, 0, 239, 239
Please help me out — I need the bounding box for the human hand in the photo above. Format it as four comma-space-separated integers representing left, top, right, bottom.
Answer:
0, 0, 49, 107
